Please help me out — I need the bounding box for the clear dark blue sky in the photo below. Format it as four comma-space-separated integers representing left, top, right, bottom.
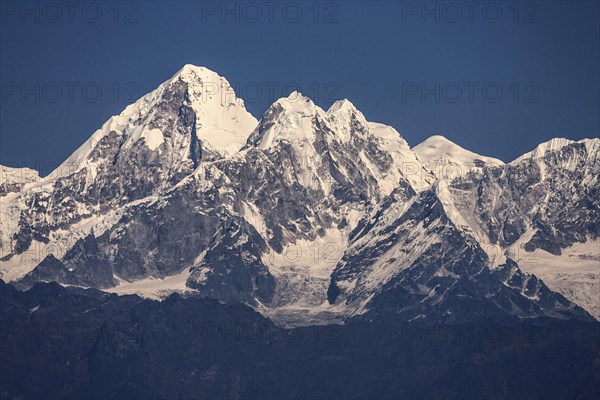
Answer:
1, 1, 598, 174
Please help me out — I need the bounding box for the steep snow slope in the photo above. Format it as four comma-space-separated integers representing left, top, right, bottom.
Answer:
368, 122, 434, 192
212, 94, 434, 323
412, 135, 599, 319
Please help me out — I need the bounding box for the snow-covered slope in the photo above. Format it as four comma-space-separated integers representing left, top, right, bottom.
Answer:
414, 135, 504, 180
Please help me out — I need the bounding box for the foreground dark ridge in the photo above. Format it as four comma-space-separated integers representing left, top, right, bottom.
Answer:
1, 280, 599, 400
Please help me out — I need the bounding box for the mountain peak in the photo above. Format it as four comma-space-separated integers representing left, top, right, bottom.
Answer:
416, 134, 458, 148
47, 65, 258, 181
272, 91, 318, 112
167, 64, 235, 98
327, 98, 367, 120
170, 64, 221, 83
177, 63, 208, 73
414, 135, 504, 180
414, 135, 503, 163
168, 66, 258, 158
326, 98, 369, 141
245, 93, 324, 150
327, 98, 357, 113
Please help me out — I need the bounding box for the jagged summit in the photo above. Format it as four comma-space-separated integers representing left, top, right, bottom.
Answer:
272, 90, 320, 113
266, 95, 361, 119
326, 98, 369, 139
327, 98, 358, 114
158, 64, 259, 157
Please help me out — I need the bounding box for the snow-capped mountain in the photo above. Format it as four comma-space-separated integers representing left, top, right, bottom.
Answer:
1, 65, 597, 324
434, 137, 600, 318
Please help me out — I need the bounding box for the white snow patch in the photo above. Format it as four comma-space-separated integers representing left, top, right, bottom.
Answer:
109, 267, 193, 300
515, 238, 600, 320
143, 128, 164, 151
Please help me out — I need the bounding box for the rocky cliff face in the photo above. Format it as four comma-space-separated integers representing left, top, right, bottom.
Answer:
327, 186, 587, 322
435, 138, 600, 318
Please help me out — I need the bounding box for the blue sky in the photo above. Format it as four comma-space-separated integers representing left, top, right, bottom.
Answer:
1, 1, 598, 173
